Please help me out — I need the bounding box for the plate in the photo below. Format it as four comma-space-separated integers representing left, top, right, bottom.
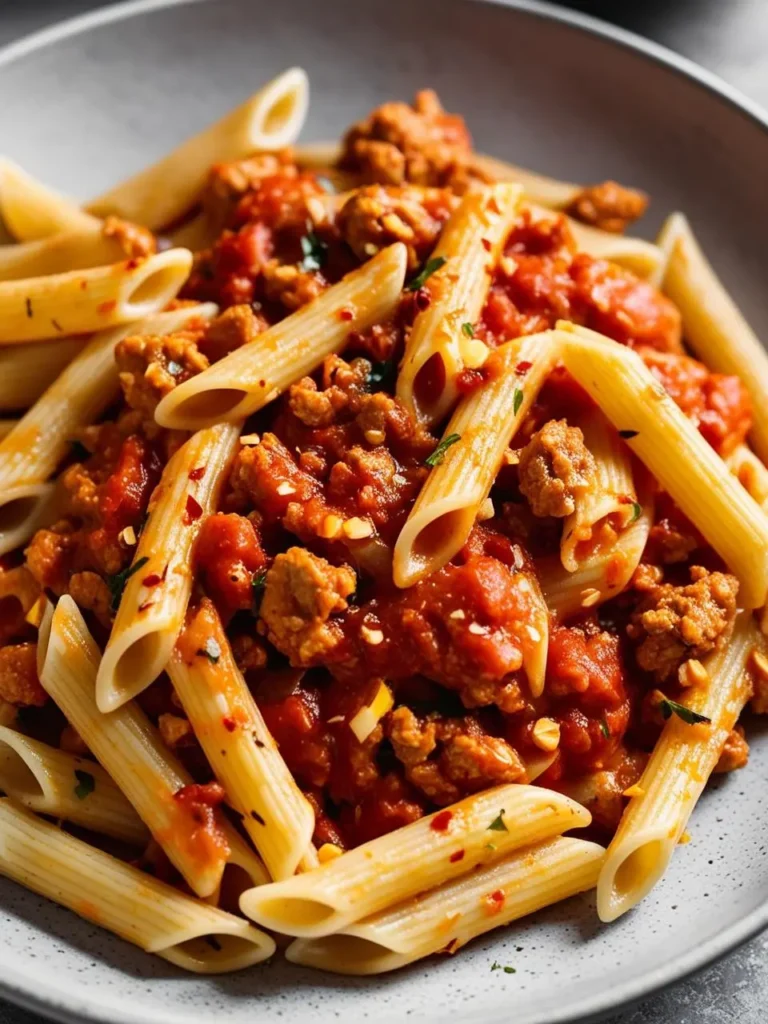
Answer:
1, 1, 767, 1022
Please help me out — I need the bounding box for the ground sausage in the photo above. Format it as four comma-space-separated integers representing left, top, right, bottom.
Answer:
518, 418, 597, 518
0, 643, 47, 706
565, 181, 648, 234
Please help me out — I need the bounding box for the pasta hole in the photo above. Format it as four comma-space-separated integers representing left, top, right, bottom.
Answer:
413, 353, 446, 418
612, 839, 665, 900
252, 896, 336, 931
263, 91, 298, 137
0, 495, 41, 533
0, 744, 42, 801
294, 934, 391, 972
125, 263, 184, 310
412, 509, 471, 564
112, 634, 163, 700
166, 933, 263, 971
169, 388, 248, 424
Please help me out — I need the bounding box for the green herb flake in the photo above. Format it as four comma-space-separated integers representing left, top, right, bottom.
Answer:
487, 809, 508, 833
599, 718, 611, 740
197, 637, 221, 664
252, 569, 268, 614
107, 556, 150, 613
74, 769, 95, 800
630, 501, 642, 523
300, 229, 328, 272
503, 966, 517, 975
486, 842, 497, 851
491, 962, 501, 971
513, 388, 524, 416
491, 961, 516, 974
425, 433, 461, 468
658, 697, 711, 726
407, 256, 447, 291
461, 322, 475, 338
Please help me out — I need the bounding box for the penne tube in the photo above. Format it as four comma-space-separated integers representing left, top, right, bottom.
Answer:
0, 337, 84, 410
0, 303, 218, 557
397, 183, 523, 426
97, 422, 241, 713
0, 799, 274, 973
86, 68, 309, 230
597, 609, 762, 922
0, 248, 192, 344
0, 158, 101, 240
168, 599, 316, 881
169, 211, 218, 252
0, 725, 148, 845
727, 443, 768, 514
0, 228, 125, 282
557, 323, 768, 609
287, 837, 604, 974
469, 152, 581, 209
560, 211, 663, 281
540, 496, 653, 620
654, 213, 768, 464
561, 409, 637, 573
155, 243, 407, 430
239, 784, 590, 938
40, 597, 268, 898
394, 331, 560, 588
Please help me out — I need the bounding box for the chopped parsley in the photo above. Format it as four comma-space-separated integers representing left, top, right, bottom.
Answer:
300, 228, 327, 271
252, 570, 268, 613
658, 697, 711, 726
367, 360, 397, 394
491, 962, 516, 974
425, 433, 461, 468
485, 842, 497, 851
197, 637, 221, 664
488, 810, 508, 833
599, 718, 611, 740
619, 429, 639, 440
107, 556, 150, 613
407, 256, 447, 291
630, 501, 642, 523
461, 322, 475, 338
74, 769, 95, 800
513, 388, 524, 416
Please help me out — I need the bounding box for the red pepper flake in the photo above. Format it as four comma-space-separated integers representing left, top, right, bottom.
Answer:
97, 299, 117, 315
184, 493, 203, 523
222, 716, 237, 733
142, 572, 163, 587
480, 238, 492, 252
449, 849, 465, 863
415, 288, 432, 311
485, 889, 506, 915
515, 360, 533, 376
617, 493, 634, 505
125, 258, 141, 271
339, 308, 354, 321
188, 466, 205, 481
431, 809, 454, 833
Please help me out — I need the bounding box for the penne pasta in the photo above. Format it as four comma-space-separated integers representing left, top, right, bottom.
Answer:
394, 331, 560, 588
396, 183, 523, 426
0, 799, 275, 973
0, 228, 125, 282
86, 69, 309, 230
287, 837, 604, 974
559, 210, 663, 281
239, 784, 590, 937
727, 443, 768, 514
0, 336, 84, 411
0, 248, 192, 344
0, 158, 101, 240
469, 152, 581, 209
597, 609, 762, 922
0, 725, 148, 845
40, 597, 268, 898
560, 409, 637, 573
168, 599, 316, 881
96, 423, 241, 713
654, 213, 768, 464
557, 323, 768, 609
0, 303, 218, 557
155, 243, 407, 430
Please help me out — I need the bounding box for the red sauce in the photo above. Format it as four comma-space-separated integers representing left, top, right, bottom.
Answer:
195, 512, 266, 615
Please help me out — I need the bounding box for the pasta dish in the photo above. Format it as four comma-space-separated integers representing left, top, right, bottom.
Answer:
0, 68, 766, 975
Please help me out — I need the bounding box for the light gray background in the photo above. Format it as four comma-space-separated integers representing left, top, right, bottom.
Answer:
0, 1, 765, 1022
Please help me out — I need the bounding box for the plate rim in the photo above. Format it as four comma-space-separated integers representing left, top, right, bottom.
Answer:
0, 1, 766, 1022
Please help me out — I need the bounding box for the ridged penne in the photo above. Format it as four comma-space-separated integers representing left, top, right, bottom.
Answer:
0, 303, 218, 557
0, 799, 274, 973
0, 158, 100, 240
0, 228, 124, 282
0, 337, 84, 410
0, 248, 192, 344
40, 597, 268, 898
287, 837, 604, 974
469, 152, 581, 208
155, 243, 407, 430
654, 213, 768, 464
96, 423, 241, 713
558, 323, 768, 609
597, 609, 762, 922
86, 68, 309, 230
396, 183, 523, 426
727, 443, 768, 514
240, 784, 590, 937
0, 725, 147, 845
561, 409, 637, 573
168, 600, 316, 881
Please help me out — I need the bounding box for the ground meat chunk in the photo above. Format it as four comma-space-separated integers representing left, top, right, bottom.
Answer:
518, 419, 597, 518
68, 571, 112, 628
259, 547, 356, 666
0, 643, 47, 706
198, 304, 266, 363
714, 725, 749, 773
387, 706, 526, 805
337, 184, 455, 270
565, 181, 648, 234
116, 328, 209, 421
24, 521, 79, 595
261, 259, 326, 311
341, 89, 476, 190
102, 216, 157, 259
202, 151, 292, 231
629, 565, 739, 680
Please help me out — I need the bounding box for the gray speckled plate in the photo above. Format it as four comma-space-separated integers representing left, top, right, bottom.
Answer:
1, 1, 767, 1022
